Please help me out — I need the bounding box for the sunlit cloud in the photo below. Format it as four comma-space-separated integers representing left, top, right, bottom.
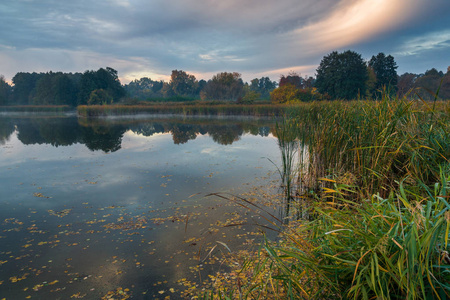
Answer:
395, 29, 450, 56
289, 0, 420, 52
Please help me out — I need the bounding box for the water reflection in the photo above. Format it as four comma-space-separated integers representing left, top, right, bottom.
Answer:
0, 116, 275, 152
0, 114, 280, 299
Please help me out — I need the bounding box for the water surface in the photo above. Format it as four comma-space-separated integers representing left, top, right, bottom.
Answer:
0, 115, 281, 299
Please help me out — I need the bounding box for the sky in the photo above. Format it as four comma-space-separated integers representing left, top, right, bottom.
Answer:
1, 0, 449, 84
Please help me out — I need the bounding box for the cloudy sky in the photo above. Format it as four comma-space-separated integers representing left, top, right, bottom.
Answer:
1, 0, 449, 84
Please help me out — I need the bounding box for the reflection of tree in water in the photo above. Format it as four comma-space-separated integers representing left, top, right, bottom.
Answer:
206, 124, 244, 145
258, 126, 271, 137
15, 118, 82, 146
170, 124, 198, 144
131, 123, 165, 137
0, 118, 15, 145
80, 124, 126, 153
12, 117, 126, 153
9, 117, 275, 151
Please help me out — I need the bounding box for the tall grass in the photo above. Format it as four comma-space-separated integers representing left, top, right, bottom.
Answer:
0, 105, 72, 113
77, 103, 288, 117
280, 95, 450, 199
205, 93, 450, 299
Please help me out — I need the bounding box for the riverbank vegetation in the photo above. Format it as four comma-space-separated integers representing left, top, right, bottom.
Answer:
0, 105, 72, 113
199, 93, 450, 299
1, 51, 449, 110
77, 102, 285, 117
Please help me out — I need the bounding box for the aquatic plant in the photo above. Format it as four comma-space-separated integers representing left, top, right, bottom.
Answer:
204, 92, 450, 299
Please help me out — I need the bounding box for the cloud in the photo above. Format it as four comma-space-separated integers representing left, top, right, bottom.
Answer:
1, 0, 449, 83
395, 29, 450, 56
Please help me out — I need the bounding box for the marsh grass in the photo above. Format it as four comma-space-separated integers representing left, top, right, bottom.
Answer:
282, 94, 450, 199
0, 105, 72, 113
204, 93, 450, 299
77, 103, 288, 117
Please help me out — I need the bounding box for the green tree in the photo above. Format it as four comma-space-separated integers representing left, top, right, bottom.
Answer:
11, 72, 42, 104
78, 67, 125, 105
88, 89, 113, 105
315, 50, 368, 100
125, 77, 164, 99
0, 75, 11, 105
249, 77, 277, 99
368, 53, 398, 97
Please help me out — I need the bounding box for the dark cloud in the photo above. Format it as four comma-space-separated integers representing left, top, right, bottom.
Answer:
0, 0, 449, 83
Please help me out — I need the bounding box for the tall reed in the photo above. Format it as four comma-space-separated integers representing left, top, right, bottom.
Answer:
283, 95, 450, 199
205, 93, 450, 299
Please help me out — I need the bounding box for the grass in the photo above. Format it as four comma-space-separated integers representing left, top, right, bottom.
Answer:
0, 105, 73, 113
77, 103, 289, 117
203, 92, 450, 299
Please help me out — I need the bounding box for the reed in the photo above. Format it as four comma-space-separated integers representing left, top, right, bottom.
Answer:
77, 103, 289, 117
205, 92, 450, 299
0, 105, 72, 113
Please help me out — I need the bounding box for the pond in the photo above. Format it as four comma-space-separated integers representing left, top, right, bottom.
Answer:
0, 114, 282, 299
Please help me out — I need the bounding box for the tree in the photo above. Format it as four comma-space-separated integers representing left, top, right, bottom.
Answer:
249, 77, 277, 99
78, 67, 125, 105
315, 50, 368, 100
368, 53, 398, 96
0, 76, 11, 105
202, 72, 244, 101
169, 70, 198, 98
12, 72, 42, 104
415, 68, 443, 100
279, 72, 303, 88
125, 77, 164, 99
88, 89, 113, 105
397, 73, 418, 98
270, 84, 315, 103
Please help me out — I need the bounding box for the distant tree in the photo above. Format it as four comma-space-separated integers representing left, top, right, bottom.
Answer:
397, 73, 418, 98
270, 84, 314, 103
88, 89, 113, 105
440, 72, 450, 99
33, 73, 54, 105
366, 67, 377, 97
303, 76, 315, 89
12, 72, 42, 104
169, 70, 198, 97
368, 53, 398, 97
315, 50, 368, 100
279, 72, 303, 88
0, 75, 11, 105
78, 67, 125, 105
240, 89, 260, 104
415, 68, 443, 100
249, 77, 277, 99
125, 77, 164, 99
202, 72, 244, 101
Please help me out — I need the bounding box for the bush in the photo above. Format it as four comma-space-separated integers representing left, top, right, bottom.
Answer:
88, 89, 113, 105
270, 84, 315, 103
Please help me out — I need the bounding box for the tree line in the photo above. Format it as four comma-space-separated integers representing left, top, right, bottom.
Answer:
1, 50, 449, 106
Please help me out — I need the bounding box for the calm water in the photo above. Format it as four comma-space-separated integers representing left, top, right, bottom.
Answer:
0, 114, 281, 299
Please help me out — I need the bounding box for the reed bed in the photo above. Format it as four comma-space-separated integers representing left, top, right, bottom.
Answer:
77, 103, 289, 117
205, 94, 450, 299
0, 105, 72, 113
